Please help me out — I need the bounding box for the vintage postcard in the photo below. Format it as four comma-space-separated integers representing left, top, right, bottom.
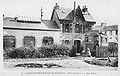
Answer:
1, 0, 120, 76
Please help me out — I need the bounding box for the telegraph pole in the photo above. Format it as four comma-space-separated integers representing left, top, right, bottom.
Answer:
41, 7, 43, 20
72, 1, 76, 46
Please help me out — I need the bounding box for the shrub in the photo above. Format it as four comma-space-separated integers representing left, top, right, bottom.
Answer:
69, 45, 77, 57
107, 42, 118, 57
3, 47, 15, 59
108, 42, 118, 53
3, 44, 71, 59
32, 48, 44, 58
3, 46, 38, 59
13, 46, 36, 58
38, 44, 71, 57
106, 57, 118, 67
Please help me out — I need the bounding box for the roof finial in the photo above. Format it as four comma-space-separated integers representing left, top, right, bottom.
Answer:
54, 3, 59, 9
56, 3, 58, 6
82, 5, 88, 12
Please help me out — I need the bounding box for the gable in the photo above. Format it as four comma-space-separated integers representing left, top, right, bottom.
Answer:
51, 5, 95, 23
51, 10, 61, 27
42, 20, 60, 29
55, 7, 72, 20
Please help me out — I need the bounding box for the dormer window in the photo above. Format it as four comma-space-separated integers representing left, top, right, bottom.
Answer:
62, 11, 65, 13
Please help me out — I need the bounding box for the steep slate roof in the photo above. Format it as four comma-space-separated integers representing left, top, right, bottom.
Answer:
42, 20, 60, 29
55, 7, 72, 20
83, 12, 95, 22
52, 5, 95, 23
101, 25, 118, 32
3, 17, 60, 30
92, 25, 103, 30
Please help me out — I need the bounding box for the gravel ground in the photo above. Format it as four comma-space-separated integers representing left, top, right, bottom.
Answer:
3, 57, 118, 71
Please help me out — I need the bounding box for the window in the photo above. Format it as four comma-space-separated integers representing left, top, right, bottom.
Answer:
85, 28, 88, 32
75, 24, 80, 33
3, 35, 16, 48
65, 40, 70, 45
79, 24, 82, 33
116, 30, 118, 35
62, 23, 71, 33
105, 31, 106, 34
23, 36, 35, 47
85, 37, 89, 42
69, 24, 72, 33
75, 24, 83, 33
62, 40, 64, 44
62, 40, 70, 45
43, 37, 54, 45
101, 37, 103, 43
105, 38, 107, 43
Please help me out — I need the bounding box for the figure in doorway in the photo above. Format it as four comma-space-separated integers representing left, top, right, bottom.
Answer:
87, 47, 92, 57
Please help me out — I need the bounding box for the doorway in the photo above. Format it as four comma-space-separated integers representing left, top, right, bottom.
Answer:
74, 40, 81, 53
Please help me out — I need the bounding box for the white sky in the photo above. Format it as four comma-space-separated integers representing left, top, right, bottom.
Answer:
3, 0, 120, 25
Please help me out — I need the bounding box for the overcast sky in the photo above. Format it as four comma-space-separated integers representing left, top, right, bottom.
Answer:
3, 0, 120, 25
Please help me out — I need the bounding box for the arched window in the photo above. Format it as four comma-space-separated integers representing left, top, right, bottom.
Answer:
23, 36, 35, 47
43, 37, 54, 45
3, 35, 16, 48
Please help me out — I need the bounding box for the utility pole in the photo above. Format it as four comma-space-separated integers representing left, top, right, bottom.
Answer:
72, 1, 76, 46
41, 7, 43, 20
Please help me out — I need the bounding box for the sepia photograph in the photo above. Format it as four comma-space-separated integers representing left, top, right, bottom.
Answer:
1, 0, 120, 76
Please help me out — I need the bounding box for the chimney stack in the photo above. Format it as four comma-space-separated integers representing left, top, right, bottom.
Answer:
82, 5, 88, 12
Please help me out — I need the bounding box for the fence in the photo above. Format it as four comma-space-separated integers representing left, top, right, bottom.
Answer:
97, 46, 118, 58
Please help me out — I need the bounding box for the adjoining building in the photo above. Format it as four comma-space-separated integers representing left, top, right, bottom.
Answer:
84, 23, 118, 57
99, 25, 118, 46
91, 23, 118, 46
3, 16, 61, 48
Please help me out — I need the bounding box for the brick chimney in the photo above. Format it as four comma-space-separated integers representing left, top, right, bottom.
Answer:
82, 5, 88, 12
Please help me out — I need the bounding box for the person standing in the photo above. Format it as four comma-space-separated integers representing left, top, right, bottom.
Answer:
87, 47, 92, 57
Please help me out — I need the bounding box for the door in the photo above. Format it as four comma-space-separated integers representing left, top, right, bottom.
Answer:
74, 40, 81, 53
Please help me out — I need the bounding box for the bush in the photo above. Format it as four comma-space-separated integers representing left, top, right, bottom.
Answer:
106, 57, 118, 67
3, 44, 71, 59
108, 42, 118, 53
38, 44, 71, 57
69, 45, 77, 57
4, 46, 38, 59
3, 47, 15, 59
107, 42, 118, 57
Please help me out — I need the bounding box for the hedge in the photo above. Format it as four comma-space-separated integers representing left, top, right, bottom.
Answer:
3, 44, 72, 59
